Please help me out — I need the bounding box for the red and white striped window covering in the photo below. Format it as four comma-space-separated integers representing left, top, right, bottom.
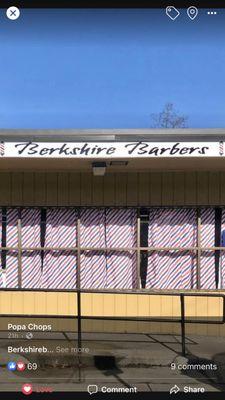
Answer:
105, 209, 137, 289
5, 209, 19, 288
220, 210, 225, 289
146, 208, 219, 289
147, 209, 197, 289
80, 209, 137, 289
0, 209, 2, 288
0, 207, 223, 290
41, 209, 77, 289
200, 209, 216, 289
21, 209, 42, 289
80, 209, 106, 289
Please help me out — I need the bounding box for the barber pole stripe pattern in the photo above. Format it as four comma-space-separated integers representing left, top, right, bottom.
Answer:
219, 141, 224, 156
173, 209, 197, 289
0, 209, 3, 288
146, 209, 158, 288
0, 142, 4, 156
200, 209, 216, 289
147, 209, 197, 289
180, 209, 197, 289
200, 208, 216, 289
21, 209, 41, 288
147, 209, 182, 289
147, 208, 163, 288
42, 209, 77, 289
147, 210, 171, 288
220, 210, 225, 289
0, 270, 6, 288
80, 209, 106, 288
106, 209, 137, 289
6, 209, 19, 288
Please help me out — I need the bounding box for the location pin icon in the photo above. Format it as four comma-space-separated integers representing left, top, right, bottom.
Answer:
187, 6, 198, 20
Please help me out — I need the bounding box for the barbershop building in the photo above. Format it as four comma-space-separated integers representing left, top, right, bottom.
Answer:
0, 128, 225, 336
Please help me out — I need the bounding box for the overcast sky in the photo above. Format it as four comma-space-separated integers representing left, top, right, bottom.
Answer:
0, 8, 225, 129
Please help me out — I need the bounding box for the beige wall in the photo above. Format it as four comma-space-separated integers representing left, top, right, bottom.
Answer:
0, 291, 224, 336
0, 171, 225, 206
1, 170, 225, 336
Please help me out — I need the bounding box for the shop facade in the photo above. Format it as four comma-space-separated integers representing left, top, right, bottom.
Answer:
0, 128, 225, 336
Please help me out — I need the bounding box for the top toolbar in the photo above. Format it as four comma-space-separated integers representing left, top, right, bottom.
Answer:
1, 0, 225, 8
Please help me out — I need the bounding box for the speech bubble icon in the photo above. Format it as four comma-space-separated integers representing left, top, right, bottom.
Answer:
87, 385, 98, 395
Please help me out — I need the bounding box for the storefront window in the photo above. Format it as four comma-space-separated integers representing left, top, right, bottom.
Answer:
80, 208, 137, 289
0, 207, 224, 290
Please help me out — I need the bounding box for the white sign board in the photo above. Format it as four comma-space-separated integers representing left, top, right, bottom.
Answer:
0, 141, 224, 158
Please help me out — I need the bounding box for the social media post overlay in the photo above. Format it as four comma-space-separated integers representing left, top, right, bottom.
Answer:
1, 317, 142, 393
2, 316, 225, 394
0, 318, 88, 389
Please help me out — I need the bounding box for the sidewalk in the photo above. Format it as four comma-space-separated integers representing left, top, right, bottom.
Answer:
0, 332, 225, 392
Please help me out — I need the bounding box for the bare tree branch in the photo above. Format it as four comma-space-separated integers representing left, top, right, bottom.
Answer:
151, 103, 188, 128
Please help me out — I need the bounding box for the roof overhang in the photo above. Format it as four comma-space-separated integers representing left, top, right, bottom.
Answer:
1, 128, 225, 142
1, 129, 225, 172
0, 157, 225, 172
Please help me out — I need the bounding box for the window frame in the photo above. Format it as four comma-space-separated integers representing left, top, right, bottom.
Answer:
0, 206, 224, 291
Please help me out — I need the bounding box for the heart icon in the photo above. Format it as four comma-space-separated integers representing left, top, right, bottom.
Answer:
22, 384, 33, 395
17, 361, 26, 371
